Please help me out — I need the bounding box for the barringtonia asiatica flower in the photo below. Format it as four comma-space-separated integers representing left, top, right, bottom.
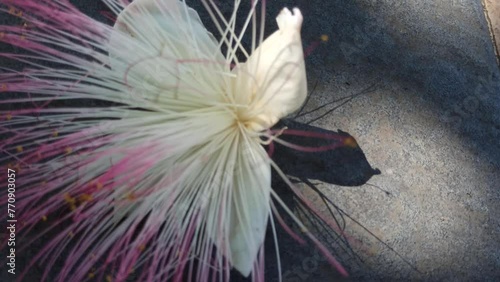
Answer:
0, 0, 349, 281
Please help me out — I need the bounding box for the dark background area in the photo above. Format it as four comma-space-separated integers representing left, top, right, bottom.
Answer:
1, 0, 499, 281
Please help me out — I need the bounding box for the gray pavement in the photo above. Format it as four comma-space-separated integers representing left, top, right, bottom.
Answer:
1, 0, 499, 281
268, 0, 500, 281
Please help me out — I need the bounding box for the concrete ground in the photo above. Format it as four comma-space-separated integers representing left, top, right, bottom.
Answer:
263, 0, 500, 281
2, 0, 499, 281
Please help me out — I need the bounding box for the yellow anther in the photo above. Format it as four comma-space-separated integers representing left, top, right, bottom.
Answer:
16, 146, 23, 153
106, 275, 112, 282
64, 193, 75, 204
88, 272, 95, 279
138, 244, 145, 252
126, 192, 136, 201
68, 231, 74, 238
7, 6, 23, 17
64, 147, 72, 154
343, 136, 358, 148
52, 130, 58, 137
8, 6, 23, 17
78, 193, 93, 202
320, 34, 329, 42
41, 215, 47, 221
6, 112, 12, 120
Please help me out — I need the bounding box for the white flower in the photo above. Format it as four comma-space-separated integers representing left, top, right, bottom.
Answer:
0, 0, 347, 281
108, 0, 307, 276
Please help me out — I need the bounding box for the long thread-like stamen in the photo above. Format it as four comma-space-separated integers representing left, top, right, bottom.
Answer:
0, 1, 348, 281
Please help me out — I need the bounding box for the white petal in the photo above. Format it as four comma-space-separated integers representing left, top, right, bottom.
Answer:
107, 0, 226, 104
235, 8, 307, 131
110, 0, 222, 62
229, 139, 271, 276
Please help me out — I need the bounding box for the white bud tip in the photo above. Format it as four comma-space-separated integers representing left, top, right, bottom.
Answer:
276, 7, 303, 31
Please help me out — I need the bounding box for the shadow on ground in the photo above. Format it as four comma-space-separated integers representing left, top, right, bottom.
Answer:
1, 0, 499, 281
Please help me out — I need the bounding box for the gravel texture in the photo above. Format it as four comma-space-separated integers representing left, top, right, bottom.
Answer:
1, 0, 499, 281
265, 0, 500, 281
